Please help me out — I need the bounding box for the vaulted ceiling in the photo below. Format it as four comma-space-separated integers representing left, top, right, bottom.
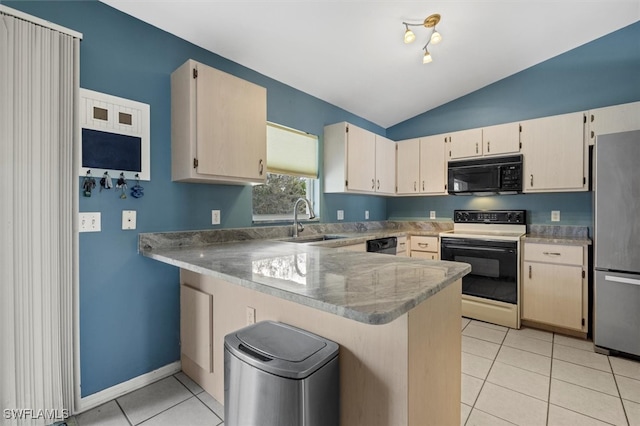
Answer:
102, 1, 639, 128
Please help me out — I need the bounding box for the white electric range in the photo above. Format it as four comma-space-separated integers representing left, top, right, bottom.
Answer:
440, 210, 526, 329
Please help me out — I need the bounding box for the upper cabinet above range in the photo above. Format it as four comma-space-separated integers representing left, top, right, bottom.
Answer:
171, 59, 267, 184
448, 122, 520, 160
323, 122, 396, 195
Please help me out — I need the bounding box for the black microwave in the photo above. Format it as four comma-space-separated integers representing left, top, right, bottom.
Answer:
447, 154, 523, 195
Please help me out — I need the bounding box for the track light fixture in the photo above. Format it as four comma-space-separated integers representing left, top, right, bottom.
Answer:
402, 13, 442, 64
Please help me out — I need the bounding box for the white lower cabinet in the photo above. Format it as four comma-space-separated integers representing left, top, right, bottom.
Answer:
522, 242, 588, 333
180, 284, 213, 372
396, 236, 408, 256
409, 236, 439, 260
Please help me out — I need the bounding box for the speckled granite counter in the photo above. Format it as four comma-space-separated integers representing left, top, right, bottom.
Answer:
141, 233, 469, 325
524, 225, 592, 246
143, 220, 466, 425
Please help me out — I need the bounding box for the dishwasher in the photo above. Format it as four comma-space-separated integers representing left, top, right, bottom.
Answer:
366, 236, 397, 255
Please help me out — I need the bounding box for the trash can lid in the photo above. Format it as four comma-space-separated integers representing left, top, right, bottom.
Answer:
236, 321, 326, 362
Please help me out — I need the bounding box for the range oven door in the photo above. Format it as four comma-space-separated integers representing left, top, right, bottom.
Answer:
441, 237, 518, 304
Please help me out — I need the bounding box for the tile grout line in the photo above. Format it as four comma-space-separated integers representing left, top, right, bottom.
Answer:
546, 332, 555, 425
465, 324, 509, 424
608, 355, 631, 426
174, 372, 223, 422
131, 394, 196, 426
114, 398, 134, 426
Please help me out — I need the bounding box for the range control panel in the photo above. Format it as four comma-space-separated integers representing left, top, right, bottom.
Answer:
453, 210, 526, 224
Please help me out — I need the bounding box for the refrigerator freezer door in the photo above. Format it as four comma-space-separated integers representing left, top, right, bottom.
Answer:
594, 270, 640, 356
594, 130, 640, 274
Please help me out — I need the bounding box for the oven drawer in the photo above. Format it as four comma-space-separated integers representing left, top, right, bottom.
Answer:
524, 243, 583, 266
410, 236, 438, 253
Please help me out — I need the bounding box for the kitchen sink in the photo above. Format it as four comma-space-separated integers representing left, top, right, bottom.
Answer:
283, 235, 349, 243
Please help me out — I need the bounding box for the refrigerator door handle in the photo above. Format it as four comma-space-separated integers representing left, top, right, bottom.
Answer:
605, 275, 640, 287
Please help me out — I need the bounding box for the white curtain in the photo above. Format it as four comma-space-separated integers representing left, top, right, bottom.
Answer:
0, 7, 80, 426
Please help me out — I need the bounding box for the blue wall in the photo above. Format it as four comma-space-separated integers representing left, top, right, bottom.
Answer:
4, 0, 387, 397
386, 21, 640, 228
5, 0, 639, 398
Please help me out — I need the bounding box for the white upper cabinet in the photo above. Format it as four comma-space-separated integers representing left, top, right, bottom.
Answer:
396, 135, 447, 195
520, 111, 587, 192
587, 101, 640, 145
324, 122, 395, 194
482, 122, 521, 156
448, 123, 520, 160
448, 128, 483, 160
345, 124, 376, 192
420, 135, 448, 194
375, 135, 397, 195
396, 138, 420, 194
171, 59, 267, 184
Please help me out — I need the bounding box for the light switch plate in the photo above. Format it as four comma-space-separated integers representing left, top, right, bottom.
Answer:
212, 210, 221, 225
551, 210, 560, 222
79, 212, 101, 232
337, 210, 344, 221
122, 210, 136, 230
430, 211, 436, 219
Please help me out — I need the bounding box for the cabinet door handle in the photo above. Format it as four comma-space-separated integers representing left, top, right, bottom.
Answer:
259, 159, 264, 175
422, 181, 425, 191
591, 130, 595, 139
377, 179, 380, 190
418, 242, 429, 248
530, 174, 534, 187
543, 252, 561, 256
487, 141, 490, 152
529, 265, 532, 279
372, 178, 375, 190
414, 181, 417, 191
475, 142, 479, 154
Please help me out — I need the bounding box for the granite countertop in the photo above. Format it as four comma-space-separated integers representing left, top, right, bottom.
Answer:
140, 221, 469, 325
523, 224, 592, 246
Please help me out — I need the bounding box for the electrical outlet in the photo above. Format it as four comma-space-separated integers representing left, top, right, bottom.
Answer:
430, 210, 436, 220
122, 210, 136, 230
551, 210, 561, 222
211, 210, 221, 225
337, 210, 344, 221
365, 210, 369, 220
79, 212, 101, 232
246, 306, 256, 325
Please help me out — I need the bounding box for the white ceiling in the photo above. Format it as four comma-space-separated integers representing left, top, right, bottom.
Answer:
101, 0, 639, 128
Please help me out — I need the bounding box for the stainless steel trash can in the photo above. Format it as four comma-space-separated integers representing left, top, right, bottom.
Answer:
224, 321, 339, 426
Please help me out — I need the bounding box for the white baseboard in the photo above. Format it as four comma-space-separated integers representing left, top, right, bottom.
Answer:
73, 361, 181, 415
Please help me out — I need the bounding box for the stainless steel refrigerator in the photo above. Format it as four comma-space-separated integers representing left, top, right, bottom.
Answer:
594, 130, 640, 357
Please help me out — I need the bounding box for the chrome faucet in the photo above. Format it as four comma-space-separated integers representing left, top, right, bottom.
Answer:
293, 198, 316, 237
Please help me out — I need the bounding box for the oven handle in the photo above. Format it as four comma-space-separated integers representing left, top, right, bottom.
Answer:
441, 244, 516, 254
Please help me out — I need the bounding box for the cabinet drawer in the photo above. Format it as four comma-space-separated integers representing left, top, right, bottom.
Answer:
411, 251, 438, 260
397, 237, 408, 255
524, 243, 583, 265
410, 236, 438, 253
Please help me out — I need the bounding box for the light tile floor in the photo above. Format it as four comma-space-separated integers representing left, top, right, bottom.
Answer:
461, 317, 640, 426
65, 372, 224, 426
65, 319, 640, 426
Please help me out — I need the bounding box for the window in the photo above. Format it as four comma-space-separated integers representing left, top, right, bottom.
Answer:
252, 123, 319, 222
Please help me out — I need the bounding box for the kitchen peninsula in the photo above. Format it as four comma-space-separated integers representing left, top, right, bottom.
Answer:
140, 224, 470, 426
